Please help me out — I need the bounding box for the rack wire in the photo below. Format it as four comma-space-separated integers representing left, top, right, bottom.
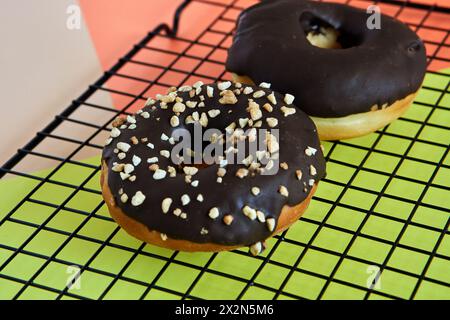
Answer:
0, 0, 449, 300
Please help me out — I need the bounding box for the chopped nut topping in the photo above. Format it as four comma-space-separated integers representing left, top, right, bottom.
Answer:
280, 106, 296, 117
310, 165, 317, 176
145, 98, 155, 106
141, 111, 150, 119
161, 133, 169, 141
266, 117, 278, 128
128, 124, 137, 130
120, 193, 128, 203
248, 100, 262, 121
178, 85, 192, 92
217, 168, 226, 177
123, 163, 134, 173
209, 207, 220, 219
117, 142, 131, 152
284, 93, 295, 105
267, 92, 277, 105
266, 218, 276, 232
105, 137, 113, 146
206, 86, 214, 98
130, 136, 139, 145
309, 179, 315, 186
236, 168, 249, 178
200, 227, 208, 235
181, 194, 191, 206
170, 115, 179, 127
208, 109, 220, 118
280, 162, 288, 170
167, 166, 176, 177
112, 117, 126, 128
186, 101, 197, 108
253, 90, 266, 98
265, 132, 279, 153
243, 87, 254, 95
127, 115, 136, 124
263, 103, 273, 112
259, 82, 271, 89
279, 185, 289, 197
173, 208, 182, 216
120, 172, 130, 180
219, 90, 238, 105
193, 81, 204, 88
191, 180, 199, 187
242, 205, 257, 220
216, 177, 222, 183
160, 150, 170, 158
147, 157, 158, 164
110, 127, 121, 138
217, 81, 231, 91
238, 118, 249, 128
161, 198, 172, 213
296, 169, 303, 180
153, 169, 167, 180
131, 191, 146, 206
197, 194, 204, 202
305, 146, 317, 156
251, 187, 260, 196
199, 112, 209, 127
112, 163, 125, 172
173, 102, 186, 113
149, 164, 159, 171
160, 233, 168, 241
180, 213, 187, 219
183, 166, 198, 176
250, 242, 262, 256
132, 155, 141, 166
129, 175, 136, 182
223, 215, 234, 225
257, 210, 266, 223
147, 142, 154, 149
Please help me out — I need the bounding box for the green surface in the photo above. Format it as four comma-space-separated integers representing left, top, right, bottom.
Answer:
0, 71, 449, 300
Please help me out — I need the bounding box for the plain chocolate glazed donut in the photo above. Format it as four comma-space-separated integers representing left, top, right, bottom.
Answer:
226, 0, 427, 139
101, 82, 326, 254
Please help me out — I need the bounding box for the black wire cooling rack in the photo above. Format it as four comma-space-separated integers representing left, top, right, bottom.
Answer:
0, 0, 449, 300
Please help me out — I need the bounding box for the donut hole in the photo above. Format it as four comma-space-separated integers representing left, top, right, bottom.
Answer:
300, 12, 361, 49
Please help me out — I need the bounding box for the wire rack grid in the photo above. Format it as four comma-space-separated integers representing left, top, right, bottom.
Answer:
0, 0, 449, 300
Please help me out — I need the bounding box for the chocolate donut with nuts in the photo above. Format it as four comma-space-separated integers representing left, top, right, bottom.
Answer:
226, 0, 427, 140
101, 81, 325, 255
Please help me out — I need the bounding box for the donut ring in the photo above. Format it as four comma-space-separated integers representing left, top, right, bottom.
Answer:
101, 82, 326, 254
226, 0, 427, 140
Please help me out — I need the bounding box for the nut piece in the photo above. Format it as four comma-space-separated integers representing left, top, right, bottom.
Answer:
305, 146, 317, 156
170, 115, 180, 127
153, 169, 167, 180
251, 187, 260, 196
280, 162, 288, 170
183, 166, 198, 176
256, 210, 266, 223
242, 205, 257, 220
209, 207, 220, 219
266, 117, 278, 128
266, 218, 276, 232
279, 185, 289, 197
284, 93, 295, 105
267, 92, 276, 105
173, 102, 186, 113
280, 106, 296, 117
217, 81, 231, 91
160, 233, 168, 241
236, 168, 249, 179
223, 214, 234, 225
219, 90, 238, 105
197, 194, 204, 202
161, 198, 172, 213
250, 242, 263, 256
296, 169, 303, 180
131, 191, 146, 206
120, 193, 128, 203
253, 90, 265, 98
110, 127, 121, 138
117, 142, 131, 153
259, 82, 271, 89
181, 194, 191, 206
310, 165, 317, 176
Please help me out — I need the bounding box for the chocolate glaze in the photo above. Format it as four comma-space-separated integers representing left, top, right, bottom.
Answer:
226, 0, 427, 118
102, 83, 326, 246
